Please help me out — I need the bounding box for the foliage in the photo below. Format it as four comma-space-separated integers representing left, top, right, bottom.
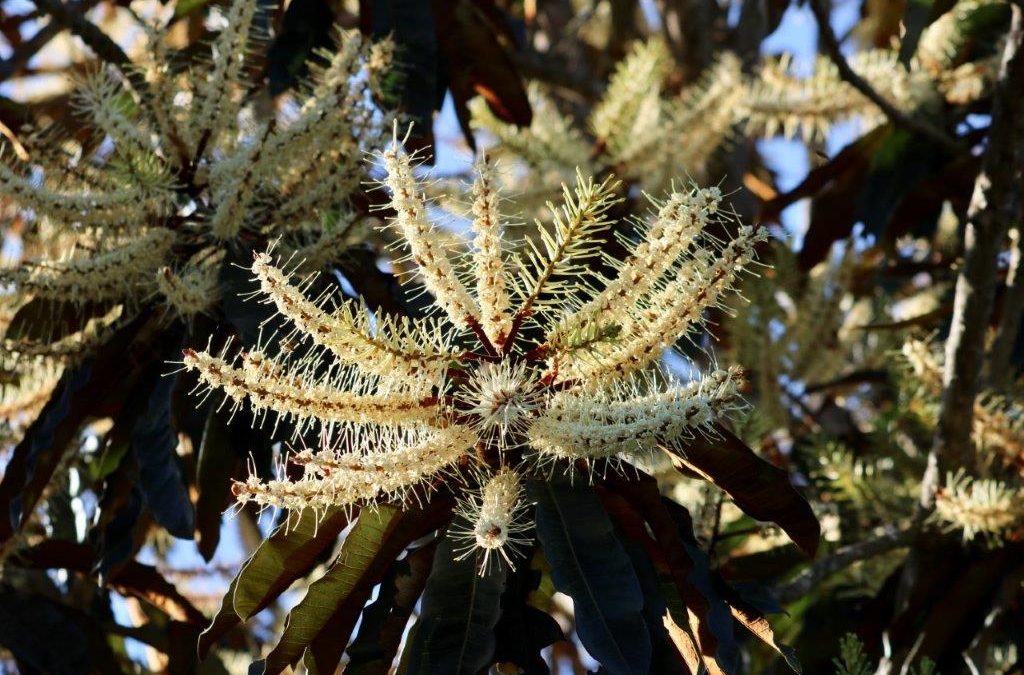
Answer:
1, 0, 1023, 674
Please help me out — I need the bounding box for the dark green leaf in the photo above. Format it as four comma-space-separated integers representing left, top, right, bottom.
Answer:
402, 518, 507, 675
133, 367, 194, 539
93, 483, 144, 576
198, 507, 349, 658
532, 480, 650, 675
194, 408, 245, 561
265, 0, 334, 96
368, 0, 439, 159
346, 542, 437, 675
0, 586, 123, 675
3, 360, 93, 534
0, 314, 159, 544
264, 503, 449, 674
490, 560, 564, 675
619, 535, 690, 675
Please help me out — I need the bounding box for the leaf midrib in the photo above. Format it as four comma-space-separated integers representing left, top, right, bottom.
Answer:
544, 482, 632, 671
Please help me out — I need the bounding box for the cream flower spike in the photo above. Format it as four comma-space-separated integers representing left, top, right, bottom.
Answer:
187, 152, 759, 569
250, 251, 457, 383
470, 155, 514, 348
452, 468, 530, 572
381, 125, 481, 332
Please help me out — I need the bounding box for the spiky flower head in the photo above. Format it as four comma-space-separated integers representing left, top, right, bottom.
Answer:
184, 128, 763, 571
933, 471, 1023, 545
452, 468, 530, 572
0, 0, 389, 348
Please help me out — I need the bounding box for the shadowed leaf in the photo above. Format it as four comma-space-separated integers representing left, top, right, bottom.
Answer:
402, 518, 507, 675
345, 542, 437, 675
198, 507, 350, 658
668, 428, 820, 556
532, 480, 651, 675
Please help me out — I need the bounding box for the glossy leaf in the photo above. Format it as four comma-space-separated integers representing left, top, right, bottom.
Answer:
532, 480, 651, 675
198, 507, 350, 657
345, 542, 437, 675
490, 560, 564, 674
620, 534, 691, 675
133, 367, 194, 539
2, 360, 93, 536
401, 518, 507, 675
193, 408, 245, 561
263, 503, 448, 674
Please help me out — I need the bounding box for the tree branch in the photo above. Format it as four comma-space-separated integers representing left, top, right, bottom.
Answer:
30, 0, 151, 99
0, 21, 62, 82
775, 526, 916, 604
808, 0, 963, 155
920, 4, 1024, 507
986, 226, 1024, 390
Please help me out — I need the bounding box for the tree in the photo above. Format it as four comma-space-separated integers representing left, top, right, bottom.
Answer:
0, 0, 1022, 673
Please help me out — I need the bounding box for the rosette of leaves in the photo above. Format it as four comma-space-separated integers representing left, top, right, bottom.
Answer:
186, 138, 819, 674
0, 0, 392, 588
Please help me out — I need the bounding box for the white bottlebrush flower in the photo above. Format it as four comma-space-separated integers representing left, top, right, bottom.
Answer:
933, 471, 1023, 545
0, 0, 389, 343
184, 131, 760, 569
452, 468, 530, 572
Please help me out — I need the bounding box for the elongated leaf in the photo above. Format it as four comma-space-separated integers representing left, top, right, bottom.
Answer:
728, 601, 801, 673
490, 559, 564, 674
194, 408, 246, 561
434, 0, 532, 150
402, 519, 507, 675
532, 480, 650, 675
263, 502, 451, 674
4, 360, 93, 534
265, 0, 334, 95
133, 368, 194, 539
602, 472, 737, 674
0, 314, 158, 543
345, 542, 437, 675
198, 507, 350, 657
668, 428, 820, 556
367, 0, 439, 158
619, 535, 690, 675
93, 482, 144, 576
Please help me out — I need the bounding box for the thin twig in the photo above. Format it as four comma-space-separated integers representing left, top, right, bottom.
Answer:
808, 0, 963, 155
775, 526, 916, 604
986, 226, 1024, 390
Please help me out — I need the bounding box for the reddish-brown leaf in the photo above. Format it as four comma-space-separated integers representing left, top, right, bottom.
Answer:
666, 428, 820, 557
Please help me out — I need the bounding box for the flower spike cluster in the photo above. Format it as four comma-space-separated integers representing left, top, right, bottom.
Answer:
185, 135, 762, 571
473, 29, 998, 196
1, 0, 389, 348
